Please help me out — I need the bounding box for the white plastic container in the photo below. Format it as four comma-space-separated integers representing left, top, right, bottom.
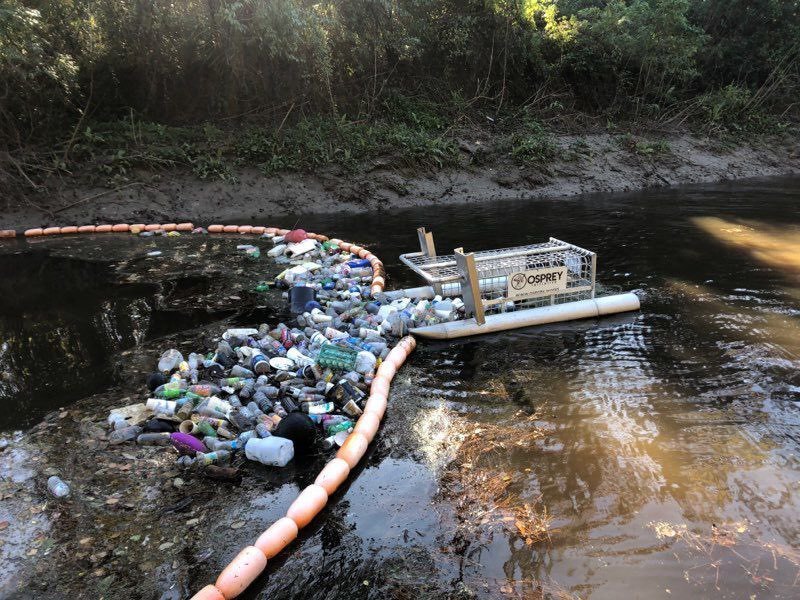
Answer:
245, 436, 294, 467
285, 238, 317, 258
145, 398, 177, 415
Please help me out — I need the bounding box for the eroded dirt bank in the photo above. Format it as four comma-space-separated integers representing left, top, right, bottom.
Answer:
3, 132, 799, 230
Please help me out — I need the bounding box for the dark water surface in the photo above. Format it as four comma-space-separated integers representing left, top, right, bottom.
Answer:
1, 177, 799, 599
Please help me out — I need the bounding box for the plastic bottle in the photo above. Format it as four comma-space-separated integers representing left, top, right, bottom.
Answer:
109, 425, 143, 445
136, 432, 172, 446
108, 413, 129, 430
228, 408, 255, 431
250, 353, 270, 374
204, 437, 240, 452
195, 450, 231, 466
176, 398, 196, 421
354, 351, 377, 375
47, 476, 70, 498
302, 401, 335, 415
239, 379, 256, 399
267, 244, 286, 257
188, 383, 219, 397
158, 349, 184, 373
245, 437, 294, 467
326, 420, 353, 435
154, 381, 186, 399
146, 398, 177, 415
230, 365, 255, 379
206, 397, 233, 414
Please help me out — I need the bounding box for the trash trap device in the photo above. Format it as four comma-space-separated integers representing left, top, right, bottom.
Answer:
399, 228, 639, 339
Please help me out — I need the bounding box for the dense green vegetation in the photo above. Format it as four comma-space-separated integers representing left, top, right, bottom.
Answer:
1, 0, 798, 193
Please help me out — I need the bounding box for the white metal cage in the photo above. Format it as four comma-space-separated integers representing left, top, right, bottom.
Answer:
399, 228, 596, 324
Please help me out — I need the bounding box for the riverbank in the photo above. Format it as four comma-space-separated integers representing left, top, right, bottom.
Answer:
4, 130, 799, 230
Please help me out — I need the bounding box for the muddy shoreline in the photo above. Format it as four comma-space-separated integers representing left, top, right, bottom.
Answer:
3, 132, 799, 230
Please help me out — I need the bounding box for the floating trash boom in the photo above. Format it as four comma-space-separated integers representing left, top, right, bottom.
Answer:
400, 228, 640, 338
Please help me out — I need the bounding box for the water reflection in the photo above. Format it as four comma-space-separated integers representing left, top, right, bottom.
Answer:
0, 239, 281, 430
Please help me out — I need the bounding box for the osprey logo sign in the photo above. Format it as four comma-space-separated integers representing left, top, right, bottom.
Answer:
507, 266, 568, 300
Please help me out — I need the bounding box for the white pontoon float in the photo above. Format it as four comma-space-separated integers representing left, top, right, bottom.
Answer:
400, 228, 641, 339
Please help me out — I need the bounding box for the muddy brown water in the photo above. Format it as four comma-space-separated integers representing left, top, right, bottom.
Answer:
1, 177, 799, 599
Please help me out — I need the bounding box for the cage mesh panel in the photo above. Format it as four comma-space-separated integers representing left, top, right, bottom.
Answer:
399, 238, 596, 316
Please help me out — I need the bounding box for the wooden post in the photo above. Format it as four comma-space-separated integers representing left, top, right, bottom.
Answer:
455, 247, 485, 325
418, 227, 442, 295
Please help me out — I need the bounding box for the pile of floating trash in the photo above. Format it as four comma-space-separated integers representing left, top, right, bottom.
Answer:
99, 228, 463, 475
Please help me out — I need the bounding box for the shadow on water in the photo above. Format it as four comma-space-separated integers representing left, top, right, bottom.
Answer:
1, 176, 800, 599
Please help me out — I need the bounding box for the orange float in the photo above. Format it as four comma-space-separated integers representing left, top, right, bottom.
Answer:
363, 395, 388, 420
95, 224, 113, 233
191, 585, 225, 600
0, 230, 16, 238
265, 227, 278, 235
162, 223, 177, 232
145, 224, 161, 231
254, 517, 298, 559
215, 546, 267, 599
286, 484, 328, 529
336, 432, 370, 469
112, 224, 130, 232
377, 361, 397, 380
42, 227, 60, 236
24, 228, 43, 237
370, 376, 390, 399
223, 225, 238, 233
314, 458, 350, 495
77, 225, 95, 233
250, 226, 265, 235
208, 224, 224, 233
352, 412, 381, 443
176, 223, 194, 231
237, 225, 252, 234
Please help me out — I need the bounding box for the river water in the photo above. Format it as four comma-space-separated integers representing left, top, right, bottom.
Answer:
1, 177, 799, 599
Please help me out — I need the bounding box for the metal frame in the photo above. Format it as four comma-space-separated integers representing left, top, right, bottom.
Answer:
399, 230, 597, 324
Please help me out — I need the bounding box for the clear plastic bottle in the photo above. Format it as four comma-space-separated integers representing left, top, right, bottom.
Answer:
136, 432, 172, 446
47, 476, 70, 498
157, 349, 184, 373
109, 425, 143, 445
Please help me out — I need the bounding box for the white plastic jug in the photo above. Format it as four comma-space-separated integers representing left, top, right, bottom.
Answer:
245, 436, 294, 467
